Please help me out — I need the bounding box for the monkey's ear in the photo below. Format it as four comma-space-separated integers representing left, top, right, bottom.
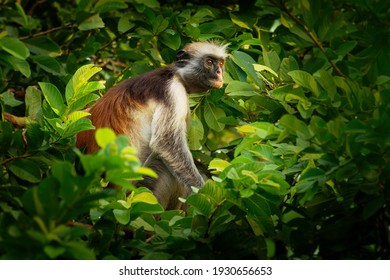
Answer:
175, 50, 190, 67
176, 50, 190, 61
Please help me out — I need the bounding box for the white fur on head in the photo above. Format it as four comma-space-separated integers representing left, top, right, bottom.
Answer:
183, 41, 229, 59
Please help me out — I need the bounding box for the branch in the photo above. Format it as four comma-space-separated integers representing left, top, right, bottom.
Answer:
2, 153, 32, 166
4, 112, 26, 127
272, 0, 348, 79
66, 221, 93, 230
97, 28, 134, 53
19, 23, 77, 40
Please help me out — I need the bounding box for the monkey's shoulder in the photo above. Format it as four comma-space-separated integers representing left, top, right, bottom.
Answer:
112, 66, 177, 103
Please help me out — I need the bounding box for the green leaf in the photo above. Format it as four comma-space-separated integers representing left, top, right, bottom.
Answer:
135, 0, 160, 8
279, 114, 312, 140
65, 64, 102, 102
24, 37, 61, 56
237, 122, 278, 139
31, 55, 64, 76
39, 82, 66, 117
335, 40, 357, 57
285, 92, 312, 110
230, 13, 255, 30
94, 0, 128, 13
67, 94, 100, 114
314, 69, 337, 100
0, 37, 30, 59
136, 167, 158, 178
62, 118, 95, 139
209, 158, 231, 173
96, 128, 116, 148
225, 81, 258, 97
77, 81, 105, 96
8, 158, 41, 183
67, 110, 91, 123
200, 180, 227, 205
22, 177, 60, 217
261, 49, 280, 73
256, 171, 289, 196
253, 64, 278, 77
289, 25, 312, 43
242, 193, 273, 232
184, 24, 201, 39
186, 193, 214, 216
1, 91, 23, 107
288, 70, 320, 96
0, 123, 13, 154
9, 56, 31, 77
113, 209, 131, 225
78, 14, 105, 31
188, 114, 204, 150
65, 242, 96, 260
131, 202, 164, 215
44, 246, 66, 259
151, 15, 169, 34
160, 29, 181, 50
280, 56, 299, 81
190, 8, 215, 24
118, 14, 135, 33
132, 192, 159, 204
25, 86, 42, 118
204, 99, 226, 132
1, 54, 31, 77
230, 51, 264, 87
250, 144, 283, 165
15, 3, 28, 27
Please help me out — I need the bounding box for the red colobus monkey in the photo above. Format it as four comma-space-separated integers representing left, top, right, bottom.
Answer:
77, 41, 228, 209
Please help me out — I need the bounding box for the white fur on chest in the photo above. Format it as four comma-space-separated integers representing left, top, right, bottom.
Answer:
168, 75, 190, 122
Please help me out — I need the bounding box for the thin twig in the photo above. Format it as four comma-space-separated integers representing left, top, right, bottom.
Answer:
66, 221, 93, 230
19, 23, 76, 40
2, 154, 32, 166
272, 0, 348, 79
97, 28, 134, 53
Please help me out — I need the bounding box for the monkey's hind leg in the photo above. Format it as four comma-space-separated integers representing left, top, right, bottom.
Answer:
138, 158, 186, 210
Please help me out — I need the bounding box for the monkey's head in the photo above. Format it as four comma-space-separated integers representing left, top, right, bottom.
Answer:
175, 41, 229, 93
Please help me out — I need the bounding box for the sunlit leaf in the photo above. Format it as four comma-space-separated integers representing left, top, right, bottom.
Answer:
39, 82, 65, 117
95, 128, 116, 149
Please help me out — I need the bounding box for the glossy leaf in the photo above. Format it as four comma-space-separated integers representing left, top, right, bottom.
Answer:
39, 82, 66, 117
0, 37, 30, 59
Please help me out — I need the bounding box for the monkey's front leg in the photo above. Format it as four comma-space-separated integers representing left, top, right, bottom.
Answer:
149, 104, 205, 197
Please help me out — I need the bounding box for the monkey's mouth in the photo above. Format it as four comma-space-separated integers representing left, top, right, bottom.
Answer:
210, 78, 224, 88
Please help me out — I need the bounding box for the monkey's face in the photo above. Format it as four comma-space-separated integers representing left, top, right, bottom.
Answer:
204, 56, 225, 89
175, 41, 228, 93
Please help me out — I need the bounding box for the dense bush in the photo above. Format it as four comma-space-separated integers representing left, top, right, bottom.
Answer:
1, 0, 389, 259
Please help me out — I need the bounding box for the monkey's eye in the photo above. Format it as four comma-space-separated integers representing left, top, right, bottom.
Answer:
219, 61, 224, 67
206, 59, 213, 66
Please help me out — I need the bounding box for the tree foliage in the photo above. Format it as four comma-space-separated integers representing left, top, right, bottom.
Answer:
1, 0, 389, 259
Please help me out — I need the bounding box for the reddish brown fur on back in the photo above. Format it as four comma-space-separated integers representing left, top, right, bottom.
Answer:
76, 67, 176, 153
76, 89, 135, 153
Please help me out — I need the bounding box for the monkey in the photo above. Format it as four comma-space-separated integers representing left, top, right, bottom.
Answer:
76, 41, 228, 210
